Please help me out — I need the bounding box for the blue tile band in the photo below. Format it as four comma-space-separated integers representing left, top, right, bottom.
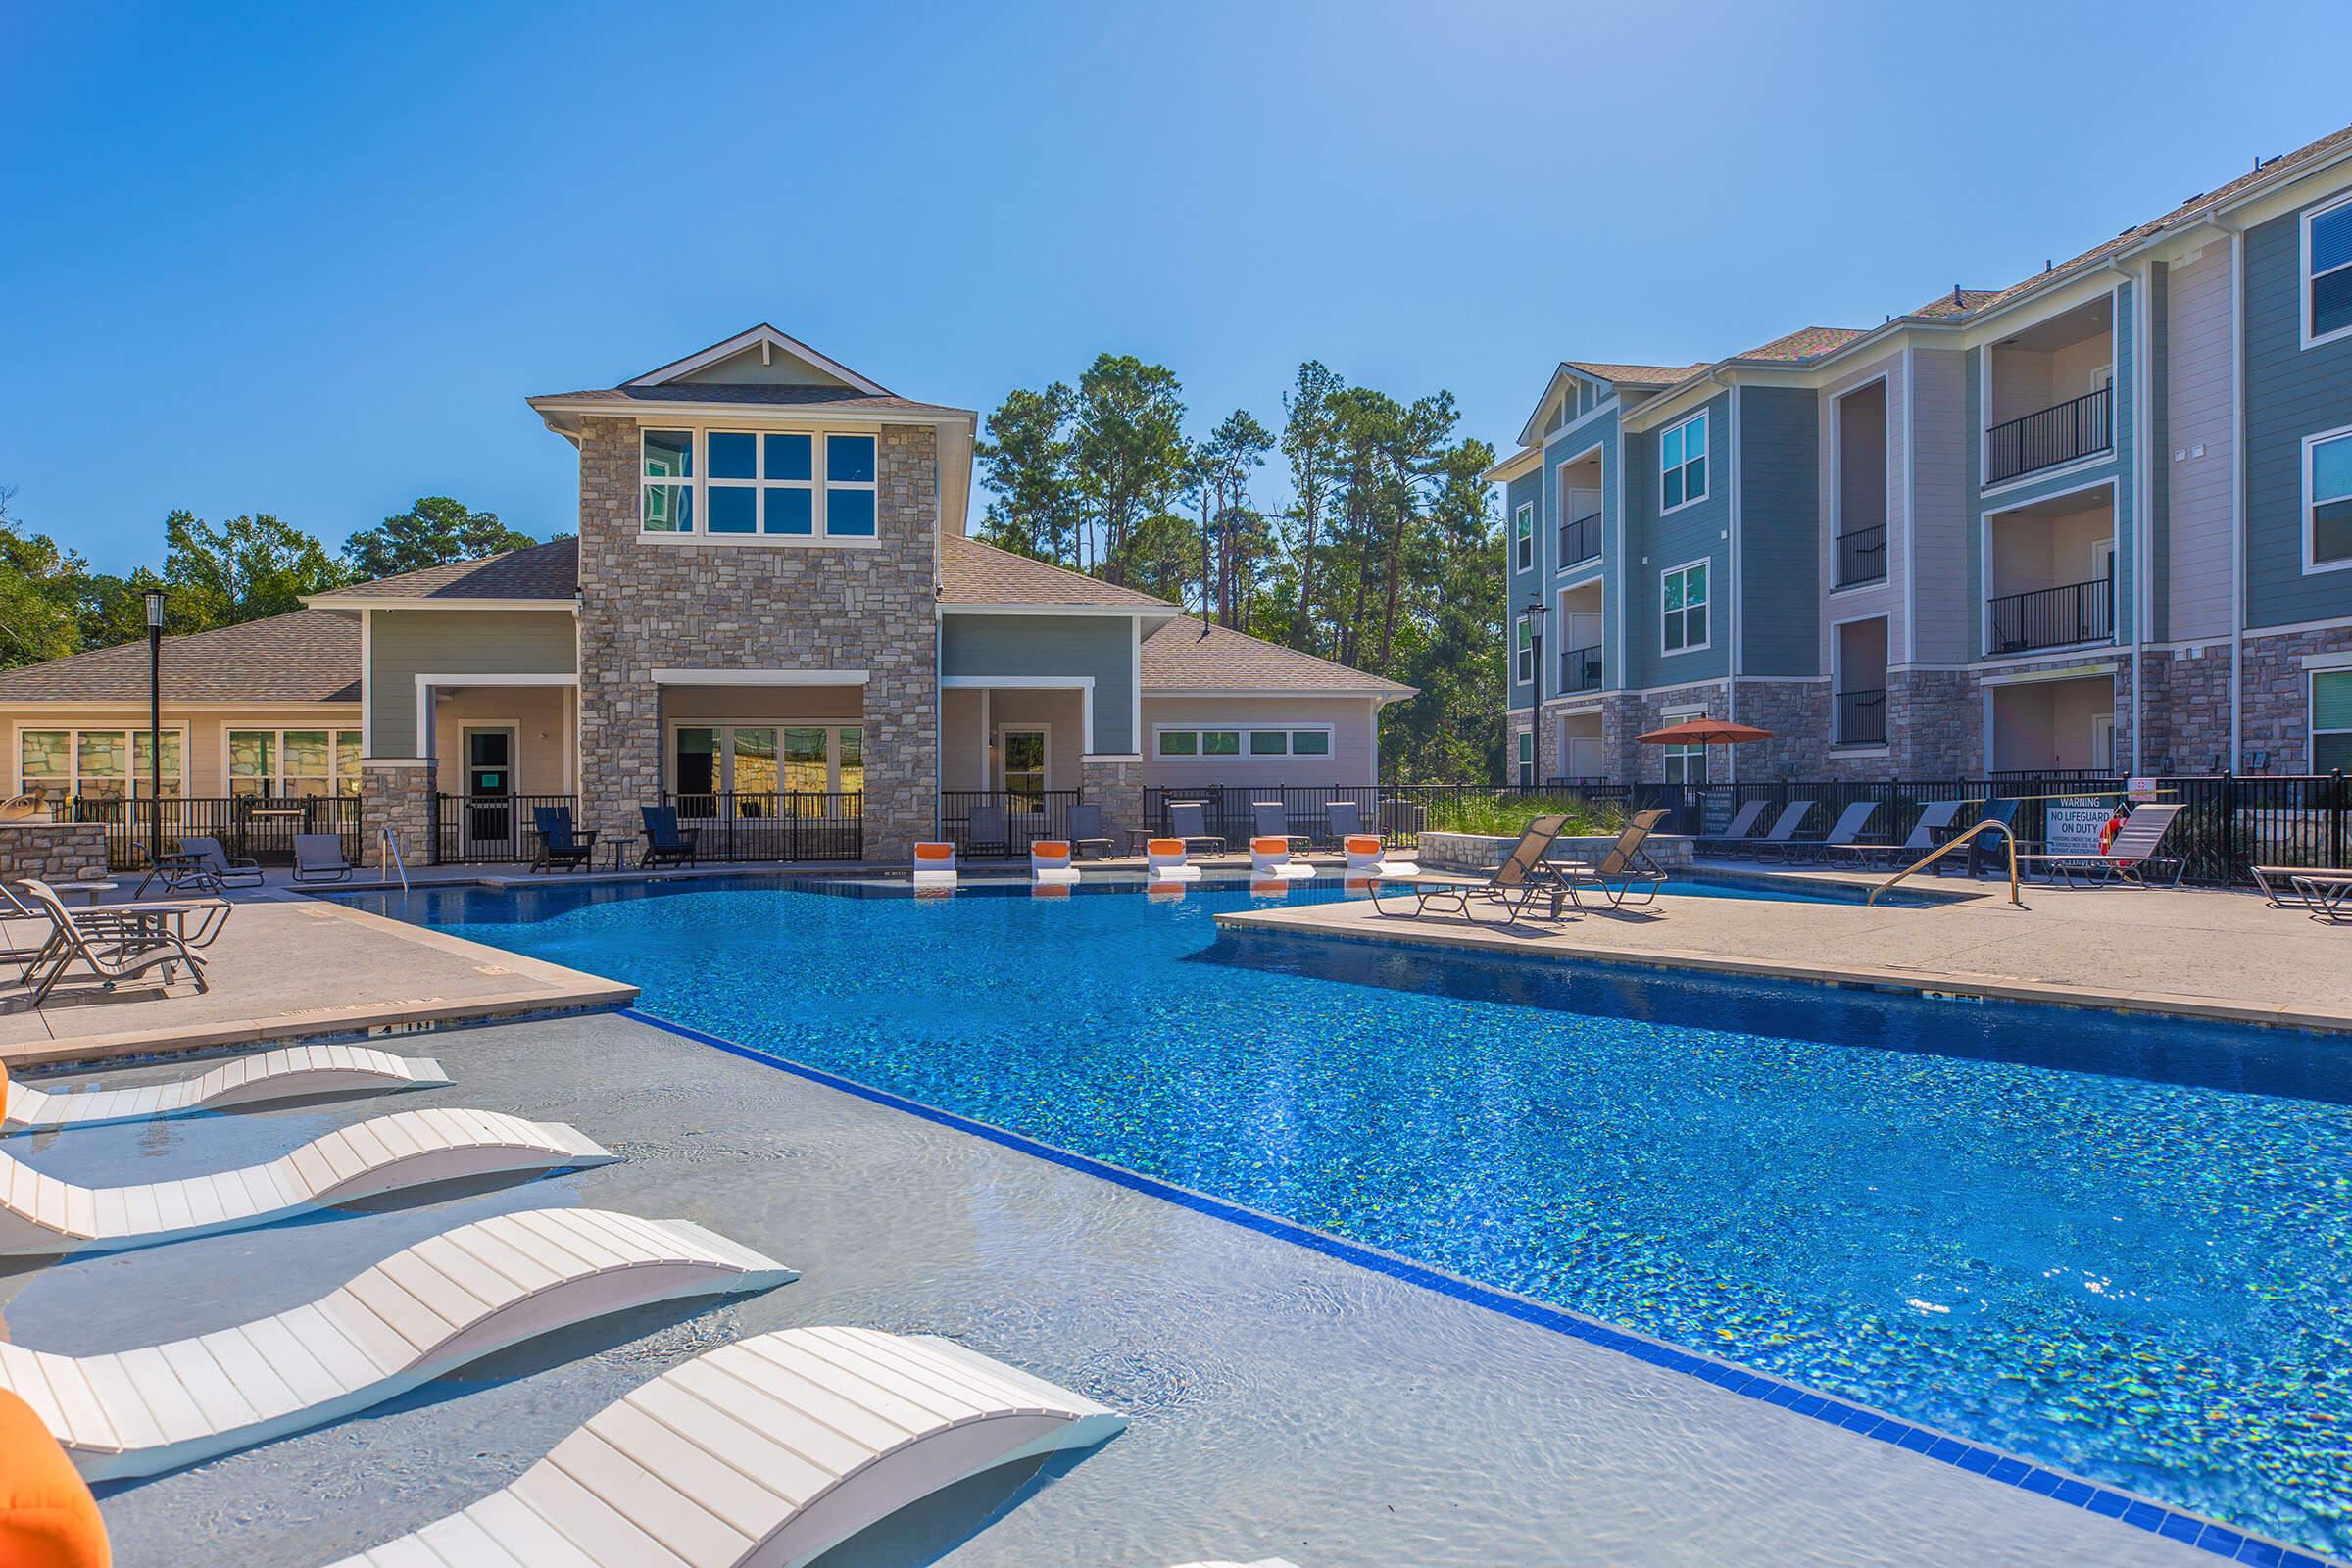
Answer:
620, 1005, 2339, 1568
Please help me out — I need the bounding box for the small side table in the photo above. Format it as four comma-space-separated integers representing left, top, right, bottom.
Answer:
51, 880, 120, 906
606, 838, 629, 872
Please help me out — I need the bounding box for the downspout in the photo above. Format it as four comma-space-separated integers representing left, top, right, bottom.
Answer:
2105, 256, 2146, 773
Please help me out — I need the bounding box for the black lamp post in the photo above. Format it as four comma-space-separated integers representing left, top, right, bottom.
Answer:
144, 586, 166, 869
1523, 598, 1548, 784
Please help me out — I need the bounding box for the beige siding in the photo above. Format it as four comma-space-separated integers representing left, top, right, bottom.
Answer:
1908, 350, 1974, 663
3, 704, 362, 796
1818, 353, 1906, 668
429, 687, 572, 794
2165, 243, 2238, 640
938, 687, 1087, 792
1141, 695, 1381, 789
368, 610, 576, 757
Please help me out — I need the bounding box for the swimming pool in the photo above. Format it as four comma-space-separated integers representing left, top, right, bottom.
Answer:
342, 875, 2352, 1557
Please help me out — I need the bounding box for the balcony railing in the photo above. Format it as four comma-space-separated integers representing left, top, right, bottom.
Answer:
1836, 523, 1887, 587
1987, 576, 2114, 655
1984, 385, 2111, 485
1558, 512, 1601, 568
1558, 644, 1602, 693
1834, 688, 1887, 746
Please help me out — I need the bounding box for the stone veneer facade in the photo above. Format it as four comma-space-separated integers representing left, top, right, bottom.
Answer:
0, 821, 109, 882
1079, 756, 1146, 851
2241, 626, 2352, 774
361, 760, 435, 866
573, 416, 940, 864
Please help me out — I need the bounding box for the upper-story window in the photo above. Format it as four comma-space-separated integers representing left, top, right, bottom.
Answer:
1513, 613, 1534, 685
1514, 503, 1534, 572
2310, 425, 2352, 571
641, 428, 880, 540
1661, 560, 1710, 653
2308, 193, 2352, 349
1660, 410, 1708, 512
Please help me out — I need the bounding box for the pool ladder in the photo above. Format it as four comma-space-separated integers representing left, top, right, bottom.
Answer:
1869, 818, 2023, 907
375, 826, 409, 894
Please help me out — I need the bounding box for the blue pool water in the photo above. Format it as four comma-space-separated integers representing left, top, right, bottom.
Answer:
344, 876, 2352, 1555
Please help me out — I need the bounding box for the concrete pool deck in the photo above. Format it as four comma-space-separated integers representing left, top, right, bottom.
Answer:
0, 896, 633, 1069
1213, 871, 2352, 1033
0, 1010, 2245, 1568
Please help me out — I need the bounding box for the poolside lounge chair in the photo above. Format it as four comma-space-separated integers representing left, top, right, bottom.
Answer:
0, 1207, 793, 1482
1250, 836, 1315, 880
326, 1325, 1124, 1568
1553, 809, 1672, 909
964, 800, 1011, 857
1252, 801, 1311, 854
1727, 801, 1813, 860
290, 833, 354, 884
1133, 800, 1225, 856
1325, 798, 1369, 846
1691, 800, 1769, 858
1065, 802, 1115, 859
640, 804, 700, 868
2015, 802, 2188, 888
0, 1106, 615, 1256
1825, 800, 1964, 870
138, 834, 263, 896
1370, 815, 1571, 924
911, 842, 957, 888
1936, 797, 2022, 878
1030, 839, 1081, 885
529, 806, 597, 873
14, 879, 215, 1006
1756, 800, 1876, 865
1344, 833, 1416, 878
3, 1044, 450, 1136
1145, 838, 1200, 882
2250, 862, 2352, 917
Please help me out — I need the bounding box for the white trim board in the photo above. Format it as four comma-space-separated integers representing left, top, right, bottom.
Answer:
653, 669, 868, 686
942, 675, 1095, 751
412, 673, 577, 763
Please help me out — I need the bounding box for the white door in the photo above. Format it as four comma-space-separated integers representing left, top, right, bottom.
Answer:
2090, 714, 2116, 772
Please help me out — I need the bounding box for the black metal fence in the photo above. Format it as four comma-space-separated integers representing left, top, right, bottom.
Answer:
1987, 576, 2114, 654
1558, 511, 1601, 566
1141, 783, 1631, 850
64, 794, 363, 871
1985, 384, 2111, 484
1835, 688, 1887, 746
940, 790, 1080, 858
666, 792, 863, 862
435, 792, 580, 864
1836, 522, 1887, 586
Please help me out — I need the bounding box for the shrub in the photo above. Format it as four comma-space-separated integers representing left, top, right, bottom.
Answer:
1424, 793, 1627, 839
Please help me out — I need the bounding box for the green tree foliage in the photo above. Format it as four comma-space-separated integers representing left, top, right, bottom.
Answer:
0, 489, 94, 668
155, 510, 353, 628
974, 383, 1079, 564
344, 496, 538, 581
1071, 355, 1189, 584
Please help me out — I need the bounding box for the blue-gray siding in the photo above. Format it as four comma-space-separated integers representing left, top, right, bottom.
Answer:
1738, 386, 1822, 677
940, 613, 1136, 752
1544, 408, 1616, 686
368, 609, 576, 756
2244, 203, 2352, 629
1624, 390, 1733, 688
1505, 469, 1542, 708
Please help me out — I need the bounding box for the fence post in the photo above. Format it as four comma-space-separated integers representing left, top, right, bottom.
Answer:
2333, 770, 2346, 873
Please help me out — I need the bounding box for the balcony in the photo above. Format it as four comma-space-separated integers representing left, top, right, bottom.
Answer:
1835, 688, 1886, 746
1987, 577, 2113, 655
1557, 511, 1600, 569
1558, 644, 1602, 694
1985, 386, 2112, 486
1835, 523, 1886, 588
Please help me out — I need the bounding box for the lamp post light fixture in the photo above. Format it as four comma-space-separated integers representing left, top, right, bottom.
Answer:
144, 587, 166, 870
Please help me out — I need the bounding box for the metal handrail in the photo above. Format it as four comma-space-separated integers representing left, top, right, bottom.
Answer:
376, 826, 408, 892
1558, 512, 1601, 566
1869, 816, 2023, 907
1985, 385, 2111, 484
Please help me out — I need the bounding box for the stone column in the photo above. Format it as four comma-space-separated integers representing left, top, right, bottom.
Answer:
362, 759, 437, 867
1081, 755, 1145, 850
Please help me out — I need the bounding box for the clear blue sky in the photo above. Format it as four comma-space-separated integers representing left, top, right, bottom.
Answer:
7, 0, 2350, 571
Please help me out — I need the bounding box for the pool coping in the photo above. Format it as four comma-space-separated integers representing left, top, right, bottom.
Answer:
1208, 906, 2352, 1035
619, 1004, 2341, 1568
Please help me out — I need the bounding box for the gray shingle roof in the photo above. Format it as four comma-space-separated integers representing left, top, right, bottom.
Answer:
0, 611, 361, 704
938, 533, 1175, 608
533, 385, 970, 416
1142, 618, 1414, 696
327, 537, 579, 601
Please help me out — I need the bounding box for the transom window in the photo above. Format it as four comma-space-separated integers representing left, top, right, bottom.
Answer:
1661, 560, 1710, 653
1660, 410, 1708, 512
642, 429, 880, 541
1154, 726, 1331, 760
19, 727, 183, 801
2309, 426, 2352, 571
228, 729, 362, 797
1514, 503, 1534, 572
2314, 670, 2352, 773
672, 724, 863, 802
2308, 194, 2352, 348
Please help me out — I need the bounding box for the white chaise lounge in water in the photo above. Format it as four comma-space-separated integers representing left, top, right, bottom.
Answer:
2, 1045, 453, 1136
327, 1325, 1125, 1568
0, 1107, 615, 1256
0, 1207, 795, 1481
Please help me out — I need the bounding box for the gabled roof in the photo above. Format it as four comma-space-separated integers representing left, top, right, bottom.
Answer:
1738, 326, 1867, 361
316, 537, 579, 602
625, 324, 890, 394
1560, 360, 1709, 388
527, 324, 976, 428
528, 385, 969, 416
938, 533, 1175, 609
1141, 617, 1415, 698
0, 611, 360, 705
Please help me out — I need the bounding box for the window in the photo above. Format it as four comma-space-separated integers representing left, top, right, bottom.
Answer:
2315, 671, 2352, 773
640, 428, 879, 540
1516, 730, 1534, 787
227, 729, 362, 797
1514, 614, 1534, 684
672, 724, 862, 800
1154, 726, 1333, 760
19, 727, 183, 801
2308, 193, 2352, 348
1663, 742, 1707, 785
1514, 503, 1534, 572
1660, 410, 1708, 512
2308, 426, 2352, 571
1661, 560, 1710, 653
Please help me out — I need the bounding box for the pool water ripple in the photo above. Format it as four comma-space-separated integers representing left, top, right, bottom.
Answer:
353, 877, 2352, 1556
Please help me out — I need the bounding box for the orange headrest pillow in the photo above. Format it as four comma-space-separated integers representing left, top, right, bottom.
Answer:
1345, 834, 1382, 855
1250, 836, 1287, 855
1147, 838, 1185, 856
913, 842, 955, 861
1031, 840, 1070, 858
0, 1388, 109, 1567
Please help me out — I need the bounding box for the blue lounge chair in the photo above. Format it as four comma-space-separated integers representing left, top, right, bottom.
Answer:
530, 807, 597, 873
639, 805, 698, 868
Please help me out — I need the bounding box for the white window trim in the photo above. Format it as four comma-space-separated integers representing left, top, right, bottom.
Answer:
14, 723, 190, 799
2304, 423, 2352, 575
1659, 558, 1713, 657
1658, 409, 1709, 516
995, 722, 1053, 794
1152, 724, 1335, 762
226, 726, 365, 798
2313, 668, 2352, 769
666, 720, 864, 797
1514, 612, 1535, 685
1513, 502, 1535, 573
2304, 190, 2352, 352
639, 426, 883, 548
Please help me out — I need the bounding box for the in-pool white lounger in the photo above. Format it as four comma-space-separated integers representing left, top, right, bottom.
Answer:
0, 1207, 795, 1481
0, 1107, 616, 1256
328, 1325, 1126, 1568
3, 1045, 454, 1136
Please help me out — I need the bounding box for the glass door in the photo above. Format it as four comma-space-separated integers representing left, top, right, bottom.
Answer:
464, 728, 514, 846
998, 728, 1047, 811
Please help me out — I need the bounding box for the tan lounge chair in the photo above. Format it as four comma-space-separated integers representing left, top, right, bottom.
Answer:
2015, 802, 2186, 887
1371, 815, 1571, 923
1554, 809, 1672, 908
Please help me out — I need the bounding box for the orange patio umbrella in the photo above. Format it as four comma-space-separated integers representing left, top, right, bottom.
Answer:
1636, 717, 1774, 747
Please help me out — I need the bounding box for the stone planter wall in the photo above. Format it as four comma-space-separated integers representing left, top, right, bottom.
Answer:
0, 821, 111, 883
1416, 829, 1693, 874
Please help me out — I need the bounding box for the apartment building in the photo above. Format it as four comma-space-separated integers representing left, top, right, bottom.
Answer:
1493, 123, 2352, 784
